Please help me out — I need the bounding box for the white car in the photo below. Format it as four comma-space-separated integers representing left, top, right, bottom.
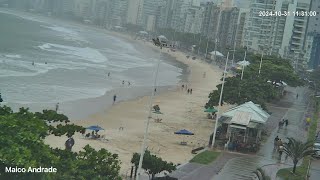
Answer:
313, 143, 320, 158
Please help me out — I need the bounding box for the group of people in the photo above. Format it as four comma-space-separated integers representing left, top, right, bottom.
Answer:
181, 84, 192, 94
274, 136, 284, 158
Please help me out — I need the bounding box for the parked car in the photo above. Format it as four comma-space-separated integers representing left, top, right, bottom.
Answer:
312, 143, 320, 158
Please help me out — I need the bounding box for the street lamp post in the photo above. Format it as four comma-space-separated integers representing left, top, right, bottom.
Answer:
240, 48, 247, 80
258, 51, 264, 75
231, 23, 239, 66
136, 46, 162, 180
211, 49, 230, 148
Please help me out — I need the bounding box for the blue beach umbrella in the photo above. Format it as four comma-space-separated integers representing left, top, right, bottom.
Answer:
174, 129, 194, 144
174, 129, 194, 135
86, 125, 104, 131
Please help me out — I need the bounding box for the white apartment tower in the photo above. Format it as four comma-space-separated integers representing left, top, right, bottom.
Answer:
127, 0, 144, 25
244, 0, 312, 69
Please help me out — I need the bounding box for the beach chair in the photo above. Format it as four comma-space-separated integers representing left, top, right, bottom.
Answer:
98, 135, 108, 143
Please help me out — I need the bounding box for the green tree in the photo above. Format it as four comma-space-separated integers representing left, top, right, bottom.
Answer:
283, 137, 317, 173
131, 150, 176, 180
205, 54, 303, 110
205, 76, 277, 110
0, 106, 121, 180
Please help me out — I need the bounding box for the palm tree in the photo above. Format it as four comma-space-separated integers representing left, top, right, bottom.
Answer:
283, 137, 317, 173
253, 167, 270, 180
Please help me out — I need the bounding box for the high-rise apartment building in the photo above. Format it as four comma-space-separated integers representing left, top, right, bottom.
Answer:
307, 0, 320, 68
127, 0, 144, 25
219, 7, 240, 49
183, 6, 204, 34
244, 0, 312, 69
201, 2, 220, 39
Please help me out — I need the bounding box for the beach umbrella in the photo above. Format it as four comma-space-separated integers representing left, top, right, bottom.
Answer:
204, 107, 218, 113
86, 125, 104, 131
174, 129, 194, 144
174, 129, 194, 135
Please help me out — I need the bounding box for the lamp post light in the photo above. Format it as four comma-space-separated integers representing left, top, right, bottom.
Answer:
211, 48, 230, 148
136, 45, 162, 180
240, 47, 247, 80
258, 49, 264, 75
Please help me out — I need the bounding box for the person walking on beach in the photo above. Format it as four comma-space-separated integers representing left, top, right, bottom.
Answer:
107, 72, 110, 77
122, 80, 125, 85
182, 84, 184, 90
113, 94, 117, 104
55, 103, 59, 112
296, 93, 299, 99
187, 89, 190, 94
190, 89, 193, 94
128, 81, 131, 86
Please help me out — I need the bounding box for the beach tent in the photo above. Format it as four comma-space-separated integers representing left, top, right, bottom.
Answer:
86, 125, 104, 131
209, 51, 224, 57
237, 60, 250, 66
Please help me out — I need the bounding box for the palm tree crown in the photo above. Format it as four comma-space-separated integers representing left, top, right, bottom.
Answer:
283, 137, 317, 173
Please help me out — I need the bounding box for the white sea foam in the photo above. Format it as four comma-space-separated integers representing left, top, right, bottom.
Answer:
41, 25, 88, 43
0, 57, 85, 77
0, 9, 46, 24
38, 43, 108, 63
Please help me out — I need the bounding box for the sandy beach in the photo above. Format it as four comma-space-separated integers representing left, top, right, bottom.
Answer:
45, 33, 232, 175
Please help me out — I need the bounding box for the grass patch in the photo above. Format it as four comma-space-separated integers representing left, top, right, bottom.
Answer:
277, 99, 320, 180
190, 150, 221, 165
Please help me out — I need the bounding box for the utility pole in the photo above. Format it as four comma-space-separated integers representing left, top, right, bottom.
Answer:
211, 48, 230, 148
136, 46, 162, 180
212, 1, 223, 63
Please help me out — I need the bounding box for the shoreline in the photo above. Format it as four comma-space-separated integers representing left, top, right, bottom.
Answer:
45, 37, 231, 175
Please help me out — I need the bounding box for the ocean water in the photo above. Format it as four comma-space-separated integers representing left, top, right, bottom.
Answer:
0, 10, 183, 106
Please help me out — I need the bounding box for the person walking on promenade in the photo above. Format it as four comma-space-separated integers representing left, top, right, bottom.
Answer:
279, 144, 284, 160
182, 84, 184, 90
285, 119, 289, 126
296, 93, 299, 99
113, 94, 117, 104
122, 80, 125, 85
